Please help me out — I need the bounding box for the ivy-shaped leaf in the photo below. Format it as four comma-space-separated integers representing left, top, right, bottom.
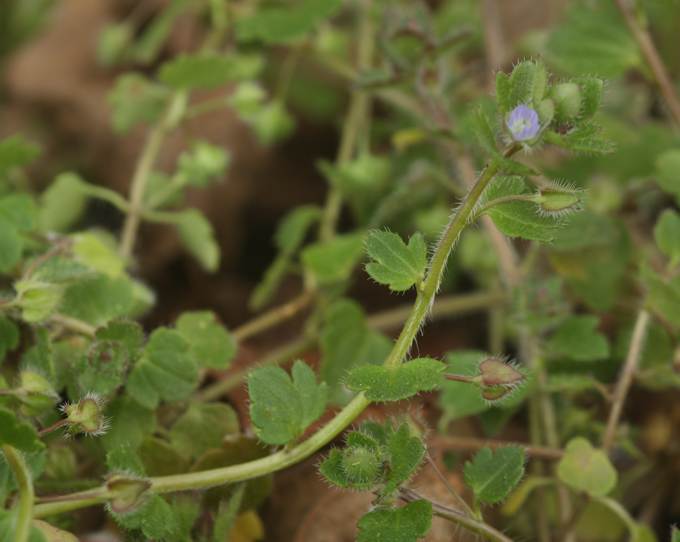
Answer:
169, 403, 239, 460
383, 424, 426, 495
357, 500, 432, 542
174, 209, 221, 272
463, 446, 526, 504
557, 438, 617, 497
108, 73, 170, 134
127, 328, 198, 409
176, 311, 236, 370
248, 360, 327, 445
346, 358, 445, 401
546, 315, 610, 362
365, 231, 427, 292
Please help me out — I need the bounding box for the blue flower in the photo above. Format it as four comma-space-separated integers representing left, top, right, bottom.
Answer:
506, 104, 540, 141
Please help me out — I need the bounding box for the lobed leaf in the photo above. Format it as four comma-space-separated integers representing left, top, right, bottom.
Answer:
557, 437, 617, 497
248, 360, 327, 445
0, 407, 43, 452
158, 53, 262, 90
346, 358, 445, 401
176, 311, 235, 370
302, 233, 365, 286
463, 446, 526, 504
357, 500, 432, 542
365, 231, 427, 292
127, 328, 198, 409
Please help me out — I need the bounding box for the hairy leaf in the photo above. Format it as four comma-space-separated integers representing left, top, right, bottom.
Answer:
0, 407, 43, 452
176, 311, 235, 369
159, 53, 262, 90
346, 358, 445, 401
365, 231, 427, 292
357, 500, 432, 542
301, 233, 364, 285
127, 328, 198, 409
464, 446, 526, 504
654, 209, 680, 264
248, 360, 327, 445
546, 315, 610, 362
169, 403, 239, 459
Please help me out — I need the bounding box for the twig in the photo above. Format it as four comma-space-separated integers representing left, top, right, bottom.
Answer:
431, 435, 564, 461
399, 487, 513, 542
613, 0, 680, 126
602, 309, 651, 451
2, 445, 35, 542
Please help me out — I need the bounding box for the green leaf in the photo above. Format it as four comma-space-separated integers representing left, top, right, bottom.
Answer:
463, 446, 526, 504
129, 0, 189, 64
0, 407, 43, 452
60, 275, 135, 326
33, 520, 79, 542
175, 311, 235, 369
546, 122, 614, 155
655, 149, 680, 205
77, 320, 144, 397
102, 396, 155, 451
236, 0, 342, 44
71, 232, 125, 278
177, 141, 230, 188
0, 217, 23, 273
248, 360, 327, 445
38, 173, 88, 232
546, 315, 610, 362
495, 72, 512, 114
346, 358, 445, 401
174, 209, 220, 272
114, 494, 178, 540
0, 317, 19, 364
484, 177, 561, 242
14, 280, 64, 323
357, 500, 432, 542
0, 135, 40, 175
169, 403, 239, 460
557, 437, 617, 497
0, 194, 37, 232
654, 209, 680, 264
508, 60, 541, 109
383, 424, 426, 494
247, 102, 295, 146
159, 53, 263, 90
127, 328, 198, 409
108, 73, 170, 134
319, 300, 392, 402
546, 1, 639, 77
365, 231, 427, 292
301, 233, 364, 285
212, 485, 245, 542
643, 270, 680, 331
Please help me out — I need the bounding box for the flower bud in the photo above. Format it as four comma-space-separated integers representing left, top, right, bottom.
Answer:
478, 357, 524, 387
62, 394, 108, 436
536, 98, 555, 126
530, 183, 583, 217
106, 474, 152, 514
552, 82, 582, 122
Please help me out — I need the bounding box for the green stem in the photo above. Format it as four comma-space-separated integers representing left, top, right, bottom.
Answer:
33, 142, 513, 522
119, 92, 185, 260
2, 445, 35, 542
319, 0, 374, 241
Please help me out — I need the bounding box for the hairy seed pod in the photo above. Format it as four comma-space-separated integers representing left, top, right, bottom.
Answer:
552, 82, 582, 122
478, 357, 524, 387
341, 446, 382, 485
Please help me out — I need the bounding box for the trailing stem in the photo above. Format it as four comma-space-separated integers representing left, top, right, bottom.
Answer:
34, 151, 511, 520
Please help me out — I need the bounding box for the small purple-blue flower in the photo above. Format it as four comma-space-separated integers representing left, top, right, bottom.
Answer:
506, 104, 540, 141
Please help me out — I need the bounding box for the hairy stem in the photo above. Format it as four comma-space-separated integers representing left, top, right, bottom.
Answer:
197, 289, 504, 400
400, 488, 513, 542
34, 155, 509, 519
602, 308, 650, 451
2, 445, 35, 542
